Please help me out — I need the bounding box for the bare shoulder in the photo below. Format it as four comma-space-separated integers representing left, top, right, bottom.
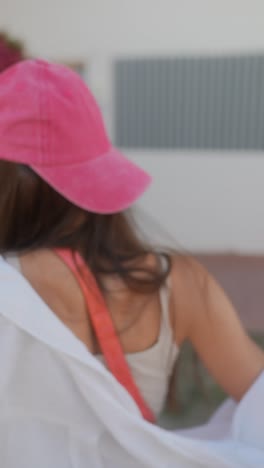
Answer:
170, 254, 207, 290
170, 252, 247, 343
169, 254, 264, 400
169, 254, 212, 345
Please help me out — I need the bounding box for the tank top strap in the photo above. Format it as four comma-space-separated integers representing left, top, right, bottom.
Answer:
158, 254, 172, 333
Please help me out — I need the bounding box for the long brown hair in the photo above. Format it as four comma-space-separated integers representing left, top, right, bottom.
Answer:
0, 161, 171, 293
1, 160, 204, 413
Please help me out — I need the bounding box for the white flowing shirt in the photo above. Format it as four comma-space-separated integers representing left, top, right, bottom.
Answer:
0, 256, 264, 468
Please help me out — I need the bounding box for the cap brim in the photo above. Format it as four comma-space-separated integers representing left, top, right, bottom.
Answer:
31, 147, 152, 214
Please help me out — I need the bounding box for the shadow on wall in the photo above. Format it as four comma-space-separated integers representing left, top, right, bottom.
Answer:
0, 31, 25, 73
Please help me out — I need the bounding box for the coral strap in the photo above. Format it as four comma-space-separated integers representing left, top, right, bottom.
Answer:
54, 248, 155, 423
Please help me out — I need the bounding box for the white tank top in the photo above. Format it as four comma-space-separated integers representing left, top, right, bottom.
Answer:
5, 254, 179, 417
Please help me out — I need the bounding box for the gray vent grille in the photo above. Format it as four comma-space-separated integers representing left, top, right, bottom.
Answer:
114, 55, 264, 150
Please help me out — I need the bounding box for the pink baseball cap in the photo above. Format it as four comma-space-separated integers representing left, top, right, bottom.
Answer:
0, 59, 151, 213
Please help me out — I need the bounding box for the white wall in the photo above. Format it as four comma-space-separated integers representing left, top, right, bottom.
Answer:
128, 152, 264, 253
2, 0, 264, 252
2, 0, 264, 57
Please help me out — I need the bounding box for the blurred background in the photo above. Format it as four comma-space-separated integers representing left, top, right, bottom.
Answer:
1, 0, 264, 428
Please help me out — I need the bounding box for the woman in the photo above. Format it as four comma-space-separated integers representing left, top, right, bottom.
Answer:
0, 59, 264, 467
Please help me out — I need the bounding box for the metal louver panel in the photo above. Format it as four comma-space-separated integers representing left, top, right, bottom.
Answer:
114, 55, 264, 150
